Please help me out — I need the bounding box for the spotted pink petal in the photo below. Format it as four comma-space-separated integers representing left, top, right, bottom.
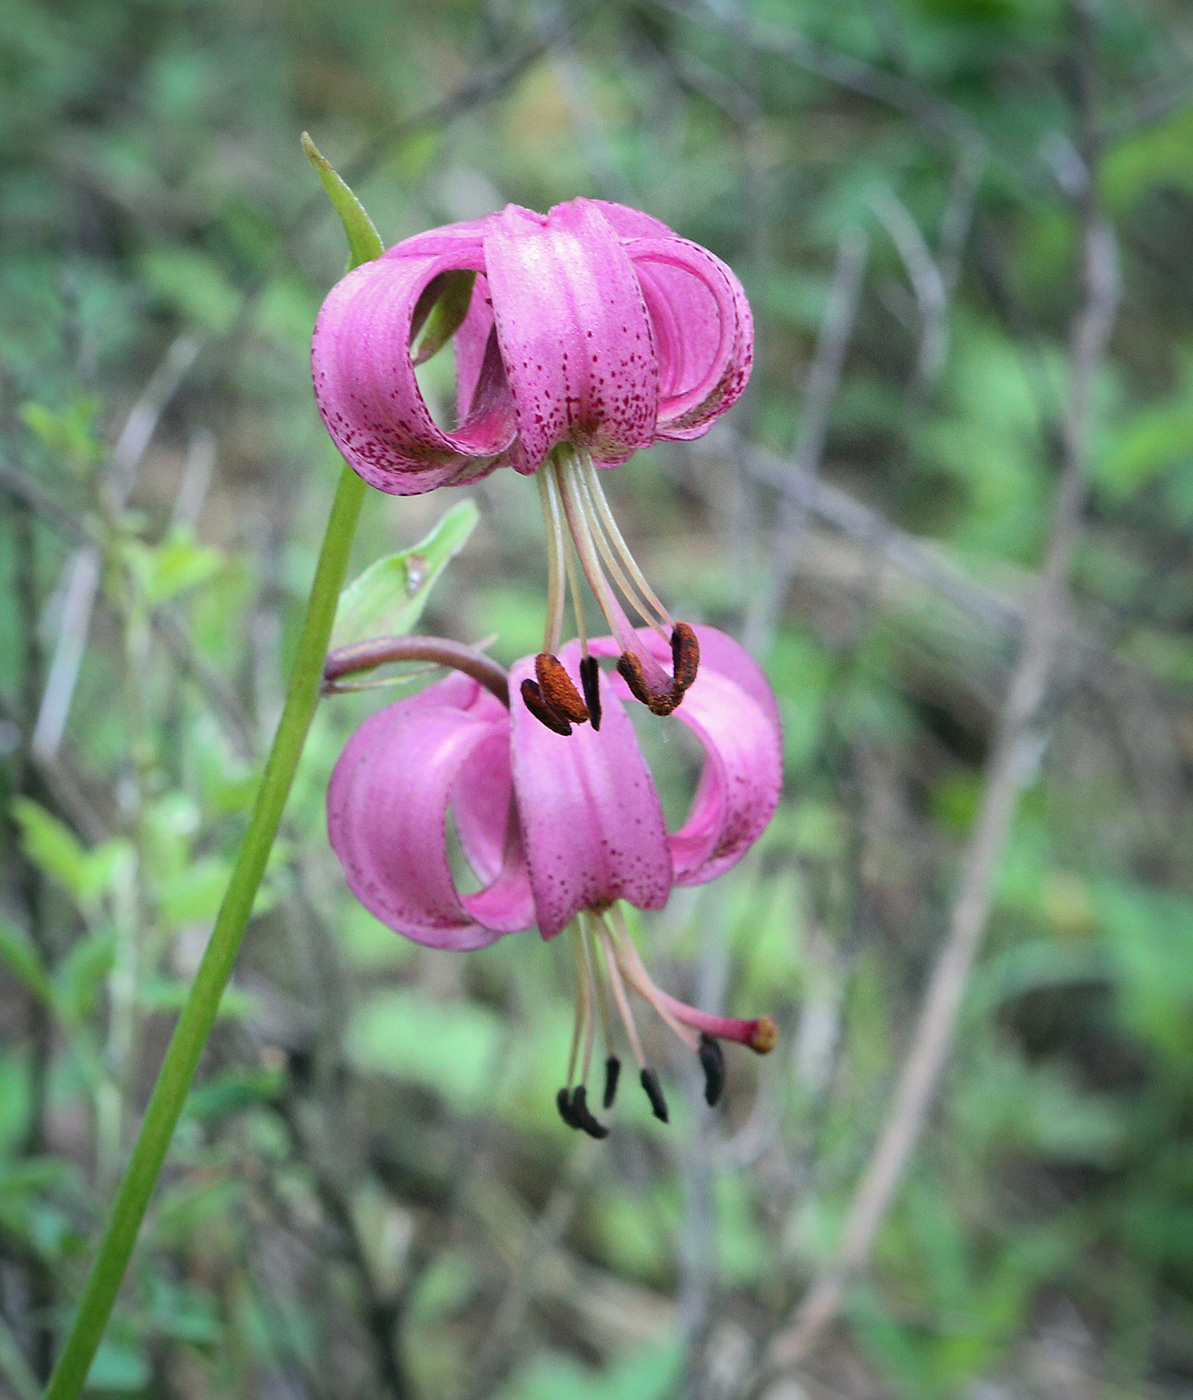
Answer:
508, 653, 672, 939
483, 199, 659, 473
312, 197, 753, 492
627, 238, 754, 439
311, 240, 515, 495
589, 625, 782, 884
327, 674, 534, 948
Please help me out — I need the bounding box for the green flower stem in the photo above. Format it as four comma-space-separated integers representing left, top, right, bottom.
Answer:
44, 463, 367, 1400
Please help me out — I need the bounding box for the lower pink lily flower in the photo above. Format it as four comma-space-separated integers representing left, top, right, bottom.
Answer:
311, 197, 753, 727
326, 625, 781, 1135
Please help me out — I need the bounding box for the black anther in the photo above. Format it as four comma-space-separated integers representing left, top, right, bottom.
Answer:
697, 1033, 726, 1107
603, 1055, 621, 1109
570, 1085, 609, 1139
556, 1086, 581, 1129
640, 1067, 669, 1123
521, 678, 572, 735
579, 655, 602, 731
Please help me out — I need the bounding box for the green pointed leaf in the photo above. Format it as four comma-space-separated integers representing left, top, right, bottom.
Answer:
302, 132, 384, 272
411, 270, 477, 365
10, 799, 135, 913
331, 497, 480, 648
0, 920, 52, 1005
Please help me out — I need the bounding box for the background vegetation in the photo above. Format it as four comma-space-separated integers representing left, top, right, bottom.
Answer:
3, 1, 1193, 1397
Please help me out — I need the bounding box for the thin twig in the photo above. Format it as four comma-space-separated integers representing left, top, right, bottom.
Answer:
744, 228, 868, 653
870, 184, 950, 392
709, 431, 1022, 637
764, 173, 1121, 1383
660, 0, 981, 148
32, 335, 201, 760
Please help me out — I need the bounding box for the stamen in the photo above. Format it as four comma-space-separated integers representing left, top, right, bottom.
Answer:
698, 1033, 726, 1107
640, 1067, 670, 1123
569, 1085, 609, 1139
553, 456, 673, 696
568, 924, 595, 1083
579, 656, 602, 730
578, 925, 599, 1089
584, 917, 614, 1064
596, 919, 648, 1070
565, 924, 587, 1089
520, 678, 572, 736
670, 623, 700, 697
562, 518, 590, 655
603, 1055, 621, 1109
572, 462, 669, 641
534, 654, 589, 724
578, 453, 674, 629
537, 464, 568, 656
556, 1086, 581, 1129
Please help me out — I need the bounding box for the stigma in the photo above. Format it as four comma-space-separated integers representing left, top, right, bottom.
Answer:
528, 447, 701, 735
554, 907, 778, 1138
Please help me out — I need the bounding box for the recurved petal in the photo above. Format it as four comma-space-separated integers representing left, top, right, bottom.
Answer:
588, 626, 782, 884
483, 200, 659, 472
311, 247, 516, 496
583, 199, 674, 239
508, 652, 672, 940
626, 237, 753, 439
328, 679, 533, 949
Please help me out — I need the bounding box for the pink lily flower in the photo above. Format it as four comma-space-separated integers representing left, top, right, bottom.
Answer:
312, 197, 753, 727
326, 625, 781, 1135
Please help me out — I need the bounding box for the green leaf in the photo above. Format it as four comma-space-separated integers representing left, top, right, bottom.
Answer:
183, 1067, 282, 1122
331, 497, 480, 648
10, 799, 134, 913
52, 931, 116, 1025
18, 397, 105, 471
122, 528, 223, 606
0, 920, 52, 1004
155, 856, 231, 929
301, 132, 383, 272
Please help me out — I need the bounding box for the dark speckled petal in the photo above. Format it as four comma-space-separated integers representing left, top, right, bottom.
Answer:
483, 199, 660, 473
507, 652, 672, 940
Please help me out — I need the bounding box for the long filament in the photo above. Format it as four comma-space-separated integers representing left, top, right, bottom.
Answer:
573, 462, 669, 639
553, 455, 642, 656
579, 453, 673, 630
597, 919, 648, 1069
565, 923, 589, 1087
537, 462, 568, 655
562, 525, 590, 655
578, 922, 599, 1086
581, 913, 613, 1054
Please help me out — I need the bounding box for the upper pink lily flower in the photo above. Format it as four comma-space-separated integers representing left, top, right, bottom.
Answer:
312, 198, 754, 727
326, 625, 781, 1135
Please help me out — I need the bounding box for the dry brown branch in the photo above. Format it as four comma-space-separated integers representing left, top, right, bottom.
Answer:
702, 430, 1023, 637
763, 199, 1121, 1380
744, 228, 869, 654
